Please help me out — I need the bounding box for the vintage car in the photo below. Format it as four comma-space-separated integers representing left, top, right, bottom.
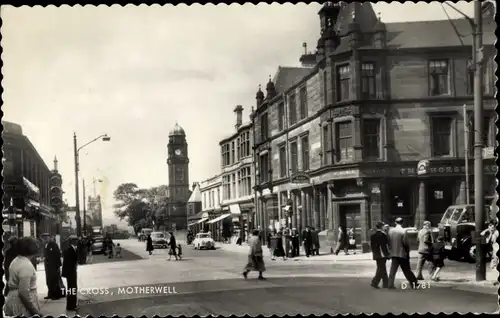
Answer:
138, 228, 153, 242
437, 204, 493, 262
193, 233, 215, 250
151, 232, 168, 249
92, 235, 104, 254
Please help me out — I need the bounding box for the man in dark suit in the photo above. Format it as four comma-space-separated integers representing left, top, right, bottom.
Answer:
62, 235, 79, 311
415, 220, 434, 280
43, 234, 64, 300
370, 221, 390, 289
388, 218, 419, 289
302, 226, 313, 257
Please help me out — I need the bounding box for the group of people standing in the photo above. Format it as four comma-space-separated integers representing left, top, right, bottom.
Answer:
266, 225, 320, 260
3, 234, 80, 316
145, 231, 182, 260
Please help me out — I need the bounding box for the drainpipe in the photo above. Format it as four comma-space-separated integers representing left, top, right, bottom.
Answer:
251, 108, 258, 243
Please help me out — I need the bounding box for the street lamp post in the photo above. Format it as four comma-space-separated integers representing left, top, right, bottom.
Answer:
445, 1, 486, 281
83, 179, 86, 235
73, 133, 110, 237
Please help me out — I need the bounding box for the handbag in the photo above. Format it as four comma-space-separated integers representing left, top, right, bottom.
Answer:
349, 238, 356, 246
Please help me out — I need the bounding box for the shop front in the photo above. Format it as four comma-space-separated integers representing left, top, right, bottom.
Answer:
225, 200, 253, 243
207, 208, 231, 242
187, 211, 209, 234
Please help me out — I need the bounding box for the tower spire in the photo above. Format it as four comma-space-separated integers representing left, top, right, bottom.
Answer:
53, 156, 58, 171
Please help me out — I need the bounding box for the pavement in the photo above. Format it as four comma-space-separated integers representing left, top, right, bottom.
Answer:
34, 238, 499, 316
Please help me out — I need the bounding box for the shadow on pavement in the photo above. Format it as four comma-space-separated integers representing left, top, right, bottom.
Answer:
85, 248, 142, 265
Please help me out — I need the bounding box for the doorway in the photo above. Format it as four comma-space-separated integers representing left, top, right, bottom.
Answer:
339, 204, 361, 244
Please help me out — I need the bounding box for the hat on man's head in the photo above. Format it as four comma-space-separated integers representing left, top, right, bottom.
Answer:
423, 221, 431, 226
375, 221, 385, 229
68, 235, 78, 240
395, 217, 403, 224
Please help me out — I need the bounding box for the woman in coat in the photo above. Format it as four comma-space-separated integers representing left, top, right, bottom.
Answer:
4, 237, 43, 316
167, 232, 178, 261
273, 231, 286, 261
243, 229, 266, 280
146, 234, 154, 255
4, 236, 19, 296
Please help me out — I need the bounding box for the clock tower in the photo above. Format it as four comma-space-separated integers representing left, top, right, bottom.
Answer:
166, 123, 190, 229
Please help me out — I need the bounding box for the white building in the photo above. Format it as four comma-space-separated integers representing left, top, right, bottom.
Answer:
198, 174, 225, 240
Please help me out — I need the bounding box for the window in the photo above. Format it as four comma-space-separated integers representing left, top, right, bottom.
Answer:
290, 141, 298, 174
322, 124, 332, 165
221, 144, 230, 167
279, 144, 287, 177
361, 63, 376, 99
323, 70, 328, 107
429, 60, 449, 96
238, 132, 250, 158
337, 64, 350, 101
222, 175, 231, 200
259, 153, 270, 184
301, 135, 310, 171
231, 141, 235, 164
238, 167, 252, 196
299, 86, 308, 120
289, 93, 297, 125
231, 173, 236, 199
236, 137, 241, 161
431, 116, 452, 156
278, 102, 285, 131
260, 113, 269, 141
363, 119, 381, 159
336, 121, 353, 161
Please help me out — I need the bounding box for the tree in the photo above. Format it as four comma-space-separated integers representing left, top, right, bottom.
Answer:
113, 183, 149, 226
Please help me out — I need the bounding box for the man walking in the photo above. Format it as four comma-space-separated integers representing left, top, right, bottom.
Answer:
43, 234, 64, 300
370, 221, 390, 289
62, 235, 79, 312
415, 220, 434, 280
291, 228, 299, 257
387, 218, 419, 289
334, 225, 349, 255
302, 226, 313, 257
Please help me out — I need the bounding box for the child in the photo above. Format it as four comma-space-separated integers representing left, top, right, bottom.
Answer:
430, 236, 446, 281
114, 243, 122, 258
177, 244, 182, 260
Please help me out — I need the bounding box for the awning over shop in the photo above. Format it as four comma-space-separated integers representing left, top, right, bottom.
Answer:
239, 202, 254, 212
188, 210, 205, 221
208, 213, 231, 224
26, 199, 40, 208
196, 217, 208, 224
187, 222, 197, 227
23, 177, 39, 194
229, 204, 241, 215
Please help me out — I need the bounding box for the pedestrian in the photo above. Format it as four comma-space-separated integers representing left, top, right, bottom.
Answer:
291, 228, 300, 257
4, 237, 43, 317
283, 228, 292, 258
86, 236, 93, 264
334, 225, 349, 255
4, 236, 19, 296
370, 221, 390, 289
429, 236, 446, 281
177, 244, 182, 260
114, 243, 122, 258
167, 232, 178, 261
415, 220, 434, 280
481, 220, 499, 269
269, 229, 277, 260
274, 231, 286, 261
302, 226, 313, 257
62, 235, 79, 312
42, 234, 64, 300
242, 229, 266, 280
387, 218, 419, 289
311, 227, 320, 256
383, 224, 390, 236
146, 234, 154, 255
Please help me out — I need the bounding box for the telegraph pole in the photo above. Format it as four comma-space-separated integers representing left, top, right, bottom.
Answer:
74, 133, 82, 237
472, 0, 485, 281
83, 179, 87, 235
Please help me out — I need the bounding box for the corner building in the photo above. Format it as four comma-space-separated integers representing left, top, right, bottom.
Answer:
252, 2, 496, 251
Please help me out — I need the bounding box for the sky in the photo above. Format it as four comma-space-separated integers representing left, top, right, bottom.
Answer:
1, 1, 475, 223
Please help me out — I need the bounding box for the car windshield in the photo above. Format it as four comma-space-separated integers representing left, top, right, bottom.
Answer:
441, 207, 457, 223
450, 208, 465, 222
198, 234, 210, 238
152, 233, 164, 238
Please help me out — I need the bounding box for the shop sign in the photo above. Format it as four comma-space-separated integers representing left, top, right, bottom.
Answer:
290, 172, 310, 184
330, 169, 359, 180
417, 160, 430, 175
483, 147, 495, 159
400, 164, 497, 175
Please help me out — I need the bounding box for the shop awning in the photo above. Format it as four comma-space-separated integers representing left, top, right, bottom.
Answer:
229, 204, 241, 215
208, 213, 231, 224
26, 199, 40, 208
239, 202, 254, 212
187, 222, 197, 227
195, 217, 208, 224
23, 177, 39, 194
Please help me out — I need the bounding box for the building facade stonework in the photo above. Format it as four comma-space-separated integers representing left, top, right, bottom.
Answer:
252, 2, 496, 252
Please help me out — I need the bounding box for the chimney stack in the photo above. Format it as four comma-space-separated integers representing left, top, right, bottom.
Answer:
234, 105, 244, 130
299, 42, 317, 67
53, 156, 58, 172
192, 182, 198, 191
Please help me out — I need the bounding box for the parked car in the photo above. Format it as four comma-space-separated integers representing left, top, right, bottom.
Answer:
193, 233, 215, 250
151, 232, 168, 248
139, 228, 153, 242
92, 235, 104, 254
437, 204, 493, 262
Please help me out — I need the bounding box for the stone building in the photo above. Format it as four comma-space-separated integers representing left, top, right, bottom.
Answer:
219, 105, 255, 242
252, 2, 496, 251
198, 174, 226, 240
2, 121, 60, 237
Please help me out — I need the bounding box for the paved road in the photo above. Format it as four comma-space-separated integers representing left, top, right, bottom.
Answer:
75, 240, 496, 315
88, 248, 142, 264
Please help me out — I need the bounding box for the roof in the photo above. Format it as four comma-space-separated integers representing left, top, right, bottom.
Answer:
334, 2, 379, 37
169, 122, 186, 137
187, 183, 201, 203
272, 66, 313, 94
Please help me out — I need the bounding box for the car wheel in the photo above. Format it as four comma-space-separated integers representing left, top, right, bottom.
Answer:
467, 244, 477, 263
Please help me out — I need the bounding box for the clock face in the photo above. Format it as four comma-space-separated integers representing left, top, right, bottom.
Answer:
175, 149, 182, 156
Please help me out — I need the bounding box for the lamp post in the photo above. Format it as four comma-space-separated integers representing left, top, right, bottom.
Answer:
444, 1, 485, 281
73, 133, 110, 237
83, 179, 86, 235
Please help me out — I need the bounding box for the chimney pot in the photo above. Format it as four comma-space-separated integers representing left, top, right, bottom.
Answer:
234, 105, 244, 129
